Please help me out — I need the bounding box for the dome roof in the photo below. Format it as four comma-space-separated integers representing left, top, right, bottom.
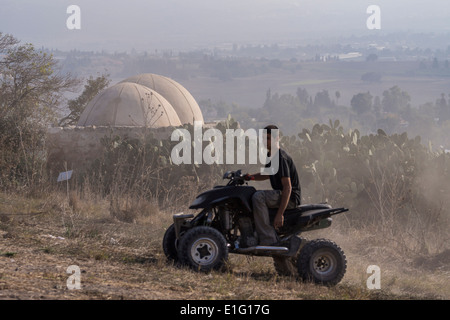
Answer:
77, 82, 182, 127
121, 73, 204, 125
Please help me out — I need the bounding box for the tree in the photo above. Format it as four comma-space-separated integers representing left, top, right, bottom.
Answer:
366, 53, 378, 62
335, 91, 341, 106
436, 93, 449, 124
361, 72, 382, 83
296, 87, 309, 106
351, 92, 373, 115
0, 33, 19, 51
382, 86, 410, 114
314, 90, 332, 108
432, 57, 439, 69
0, 33, 79, 188
59, 73, 111, 126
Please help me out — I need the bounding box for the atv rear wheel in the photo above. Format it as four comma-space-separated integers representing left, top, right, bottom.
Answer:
177, 226, 228, 272
297, 239, 346, 286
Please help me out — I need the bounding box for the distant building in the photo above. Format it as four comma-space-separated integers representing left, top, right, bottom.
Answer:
79, 73, 204, 127
338, 52, 363, 60
47, 73, 204, 173
77, 82, 182, 127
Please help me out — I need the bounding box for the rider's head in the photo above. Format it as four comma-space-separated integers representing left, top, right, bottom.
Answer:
263, 124, 279, 152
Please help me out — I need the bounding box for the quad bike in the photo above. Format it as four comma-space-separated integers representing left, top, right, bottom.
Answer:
162, 170, 349, 286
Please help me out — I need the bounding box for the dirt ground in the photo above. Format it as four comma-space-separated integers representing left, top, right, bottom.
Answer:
0, 196, 449, 301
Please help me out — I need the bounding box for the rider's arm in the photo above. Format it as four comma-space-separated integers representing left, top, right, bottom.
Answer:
247, 173, 270, 181
274, 177, 292, 229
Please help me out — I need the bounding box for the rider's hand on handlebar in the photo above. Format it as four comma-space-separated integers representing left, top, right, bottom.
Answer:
244, 174, 255, 181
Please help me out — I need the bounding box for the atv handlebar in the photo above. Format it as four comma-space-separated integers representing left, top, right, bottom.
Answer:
223, 170, 247, 186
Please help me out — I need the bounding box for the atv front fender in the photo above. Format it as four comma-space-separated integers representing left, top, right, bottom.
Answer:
172, 212, 194, 239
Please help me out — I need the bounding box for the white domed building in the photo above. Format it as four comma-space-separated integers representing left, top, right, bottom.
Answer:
120, 73, 203, 125
48, 74, 204, 171
77, 73, 203, 128
77, 82, 182, 128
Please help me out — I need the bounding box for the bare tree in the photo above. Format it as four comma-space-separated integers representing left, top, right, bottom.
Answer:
0, 33, 79, 189
0, 33, 19, 52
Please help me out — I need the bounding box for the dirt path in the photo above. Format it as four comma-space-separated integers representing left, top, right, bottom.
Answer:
0, 209, 448, 301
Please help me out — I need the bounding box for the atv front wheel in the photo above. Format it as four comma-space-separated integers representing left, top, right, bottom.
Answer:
297, 239, 346, 286
162, 224, 178, 262
177, 226, 228, 272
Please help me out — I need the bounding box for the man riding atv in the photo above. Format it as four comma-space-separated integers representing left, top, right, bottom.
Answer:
163, 125, 349, 286
245, 124, 302, 246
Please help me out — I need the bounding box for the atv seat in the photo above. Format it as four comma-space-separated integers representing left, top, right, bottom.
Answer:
269, 203, 332, 225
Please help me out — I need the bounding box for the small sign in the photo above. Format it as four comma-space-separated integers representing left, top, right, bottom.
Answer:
57, 170, 73, 182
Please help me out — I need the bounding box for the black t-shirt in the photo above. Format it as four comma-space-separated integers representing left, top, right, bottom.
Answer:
265, 148, 301, 205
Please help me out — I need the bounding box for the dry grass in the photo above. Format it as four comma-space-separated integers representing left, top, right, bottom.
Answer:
0, 191, 448, 300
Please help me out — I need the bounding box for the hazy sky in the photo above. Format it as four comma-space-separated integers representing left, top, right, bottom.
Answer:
1, 0, 450, 51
